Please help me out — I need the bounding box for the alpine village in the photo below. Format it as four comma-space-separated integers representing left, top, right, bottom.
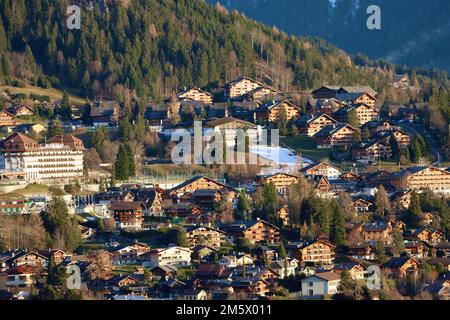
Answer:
0, 0, 449, 301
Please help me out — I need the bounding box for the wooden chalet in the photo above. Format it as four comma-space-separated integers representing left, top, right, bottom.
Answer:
296, 114, 339, 136
314, 123, 357, 149
255, 100, 301, 123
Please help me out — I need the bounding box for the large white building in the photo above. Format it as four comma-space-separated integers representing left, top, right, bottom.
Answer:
0, 133, 84, 184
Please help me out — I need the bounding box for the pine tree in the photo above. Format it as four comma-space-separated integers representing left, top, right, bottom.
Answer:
278, 241, 287, 259
48, 119, 64, 138
114, 145, 130, 181
374, 185, 391, 219
389, 134, 401, 162
406, 191, 422, 227
236, 190, 251, 219
176, 229, 189, 247
347, 109, 359, 128
330, 201, 346, 247
124, 143, 136, 177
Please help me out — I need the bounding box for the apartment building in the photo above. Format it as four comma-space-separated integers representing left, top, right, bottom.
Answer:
0, 133, 84, 184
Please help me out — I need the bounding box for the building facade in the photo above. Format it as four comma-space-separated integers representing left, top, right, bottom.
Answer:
0, 133, 84, 184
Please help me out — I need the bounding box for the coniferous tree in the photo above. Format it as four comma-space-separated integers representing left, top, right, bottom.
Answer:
406, 191, 422, 227
330, 201, 346, 247
389, 134, 401, 162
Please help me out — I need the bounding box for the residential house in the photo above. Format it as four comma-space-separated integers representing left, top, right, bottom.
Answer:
383, 257, 421, 278
404, 242, 427, 259
243, 86, 280, 102
393, 166, 450, 196
361, 222, 393, 244
258, 173, 302, 195
142, 246, 192, 268
184, 226, 226, 248
218, 255, 255, 268
296, 114, 339, 136
9, 105, 34, 117
314, 123, 357, 149
333, 263, 367, 280
352, 199, 373, 213
90, 100, 120, 126
0, 198, 26, 214
301, 162, 343, 181
335, 92, 377, 108
286, 240, 336, 265
204, 117, 261, 148
268, 258, 298, 279
111, 201, 145, 231
177, 87, 213, 104
311, 86, 341, 99
191, 189, 223, 211
301, 271, 341, 297
0, 110, 15, 127
347, 243, 376, 260
333, 104, 378, 126
277, 206, 290, 226
6, 265, 38, 287
224, 77, 265, 100
149, 265, 178, 281
220, 220, 280, 245
255, 100, 302, 123
352, 140, 392, 164
179, 288, 208, 300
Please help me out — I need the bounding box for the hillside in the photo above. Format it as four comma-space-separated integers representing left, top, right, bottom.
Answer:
0, 0, 448, 105
210, 0, 450, 72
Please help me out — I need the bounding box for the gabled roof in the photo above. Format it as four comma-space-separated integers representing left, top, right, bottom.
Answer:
205, 117, 255, 128
301, 161, 343, 173
339, 86, 377, 95
296, 113, 338, 126
110, 201, 145, 211
306, 271, 341, 282
225, 76, 265, 89
256, 100, 301, 112
177, 87, 212, 97
314, 123, 356, 138
383, 257, 420, 269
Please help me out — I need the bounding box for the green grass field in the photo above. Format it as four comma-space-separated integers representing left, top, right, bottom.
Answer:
281, 136, 333, 161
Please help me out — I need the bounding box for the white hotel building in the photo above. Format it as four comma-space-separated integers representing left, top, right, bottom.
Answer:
0, 133, 84, 184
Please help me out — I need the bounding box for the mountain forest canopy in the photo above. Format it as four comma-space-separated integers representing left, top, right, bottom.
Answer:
0, 0, 448, 105
210, 0, 450, 73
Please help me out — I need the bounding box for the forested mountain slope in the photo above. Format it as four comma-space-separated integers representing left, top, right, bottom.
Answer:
211, 0, 450, 72
0, 0, 448, 104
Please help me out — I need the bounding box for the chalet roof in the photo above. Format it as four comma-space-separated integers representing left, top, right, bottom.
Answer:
334, 262, 365, 271
110, 201, 145, 211
47, 134, 83, 145
144, 108, 168, 120
256, 100, 301, 112
362, 222, 389, 232
185, 225, 226, 234
336, 91, 375, 102
90, 100, 119, 117
384, 257, 419, 269
191, 189, 223, 197
312, 85, 341, 93
219, 219, 279, 233
339, 86, 377, 95
225, 76, 265, 89
177, 87, 212, 97
310, 271, 341, 282
171, 176, 234, 193
205, 117, 255, 128
1, 132, 38, 146
314, 123, 356, 138
149, 264, 178, 273
296, 113, 338, 126
301, 161, 343, 173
